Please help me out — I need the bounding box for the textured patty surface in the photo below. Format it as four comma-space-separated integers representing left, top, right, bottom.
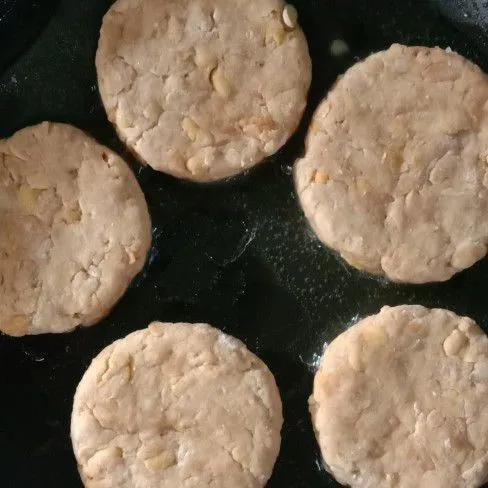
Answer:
310, 305, 488, 488
96, 0, 311, 181
295, 44, 488, 283
71, 322, 283, 488
0, 122, 151, 335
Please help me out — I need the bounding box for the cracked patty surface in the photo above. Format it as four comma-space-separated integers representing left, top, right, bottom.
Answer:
295, 44, 488, 283
310, 305, 488, 488
96, 0, 311, 182
71, 322, 283, 488
0, 122, 151, 336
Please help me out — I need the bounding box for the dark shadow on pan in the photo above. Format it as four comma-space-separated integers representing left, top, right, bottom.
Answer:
265, 353, 334, 488
0, 0, 59, 71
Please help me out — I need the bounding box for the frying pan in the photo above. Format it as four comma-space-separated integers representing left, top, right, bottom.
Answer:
0, 0, 487, 486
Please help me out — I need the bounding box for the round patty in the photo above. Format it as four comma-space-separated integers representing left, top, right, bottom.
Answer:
71, 322, 283, 488
96, 0, 311, 182
295, 44, 488, 283
0, 122, 151, 336
310, 305, 488, 488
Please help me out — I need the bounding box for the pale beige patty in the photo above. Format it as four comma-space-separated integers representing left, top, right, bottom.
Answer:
71, 322, 283, 488
96, 0, 311, 181
310, 305, 488, 488
295, 44, 488, 283
0, 122, 151, 336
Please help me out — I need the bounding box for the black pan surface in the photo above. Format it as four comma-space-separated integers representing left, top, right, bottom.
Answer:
0, 0, 488, 486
